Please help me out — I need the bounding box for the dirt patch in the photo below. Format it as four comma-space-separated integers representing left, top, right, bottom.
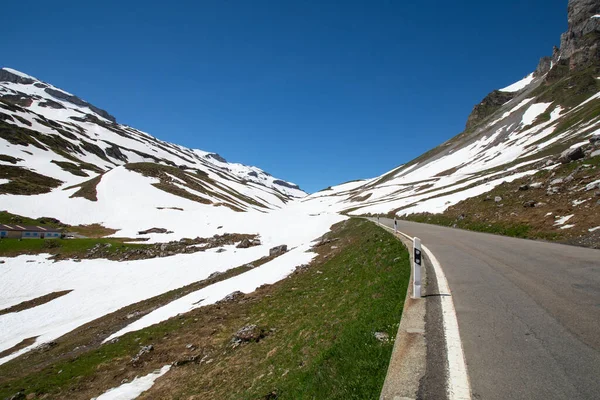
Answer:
65, 174, 103, 201
67, 223, 118, 238
0, 337, 38, 359
0, 290, 72, 316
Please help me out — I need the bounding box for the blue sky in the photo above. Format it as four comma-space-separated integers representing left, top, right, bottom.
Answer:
2, 0, 567, 193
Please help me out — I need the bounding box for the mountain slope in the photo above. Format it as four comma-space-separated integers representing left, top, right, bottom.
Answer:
304, 0, 600, 243
0, 67, 305, 219
0, 71, 347, 367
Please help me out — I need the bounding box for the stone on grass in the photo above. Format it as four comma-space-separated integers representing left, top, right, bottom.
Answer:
374, 332, 390, 342
559, 146, 585, 164
233, 324, 263, 342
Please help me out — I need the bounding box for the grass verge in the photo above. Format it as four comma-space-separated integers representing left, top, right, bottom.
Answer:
0, 237, 146, 259
0, 219, 410, 399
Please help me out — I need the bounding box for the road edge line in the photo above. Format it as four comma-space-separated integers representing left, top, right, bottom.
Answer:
375, 220, 471, 400
421, 244, 471, 400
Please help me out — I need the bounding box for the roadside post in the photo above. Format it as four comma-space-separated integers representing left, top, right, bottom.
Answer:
413, 237, 422, 299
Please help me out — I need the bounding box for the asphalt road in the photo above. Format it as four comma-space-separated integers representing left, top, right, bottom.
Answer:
377, 218, 600, 400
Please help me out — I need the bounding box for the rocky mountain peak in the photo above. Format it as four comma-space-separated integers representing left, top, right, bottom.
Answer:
558, 0, 600, 70
0, 67, 117, 123
0, 68, 36, 85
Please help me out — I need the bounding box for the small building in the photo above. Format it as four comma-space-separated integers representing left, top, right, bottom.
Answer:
0, 224, 62, 239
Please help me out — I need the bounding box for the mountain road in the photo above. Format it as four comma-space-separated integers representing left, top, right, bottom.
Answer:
375, 218, 600, 400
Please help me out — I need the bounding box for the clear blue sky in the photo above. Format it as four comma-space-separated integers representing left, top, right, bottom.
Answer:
2, 0, 567, 193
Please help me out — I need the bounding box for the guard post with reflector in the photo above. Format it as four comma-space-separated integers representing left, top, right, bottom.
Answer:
413, 237, 422, 298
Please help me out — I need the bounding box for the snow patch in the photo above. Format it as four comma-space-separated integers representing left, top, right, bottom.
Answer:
106, 243, 319, 341
521, 103, 552, 126
589, 226, 600, 232
554, 214, 574, 226
0, 179, 10, 185
93, 365, 171, 400
499, 73, 534, 92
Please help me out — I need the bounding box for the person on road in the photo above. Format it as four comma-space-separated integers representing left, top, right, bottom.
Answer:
394, 218, 397, 233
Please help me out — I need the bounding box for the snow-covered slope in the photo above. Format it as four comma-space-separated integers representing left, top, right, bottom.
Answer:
302, 0, 600, 217
0, 67, 305, 220
0, 68, 347, 365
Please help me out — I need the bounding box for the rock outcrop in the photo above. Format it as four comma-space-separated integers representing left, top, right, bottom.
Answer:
0, 69, 34, 85
465, 90, 517, 131
558, 0, 600, 70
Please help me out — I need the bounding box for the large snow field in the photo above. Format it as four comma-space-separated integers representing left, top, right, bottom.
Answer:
0, 167, 322, 244
0, 189, 344, 364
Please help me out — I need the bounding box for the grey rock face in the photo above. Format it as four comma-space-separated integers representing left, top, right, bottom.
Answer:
0, 68, 34, 85
43, 88, 116, 123
559, 0, 600, 69
0, 94, 33, 107
105, 145, 128, 162
273, 179, 300, 190
206, 153, 227, 163
465, 91, 517, 131
534, 56, 553, 77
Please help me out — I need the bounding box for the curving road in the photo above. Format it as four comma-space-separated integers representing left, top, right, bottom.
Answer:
377, 218, 600, 400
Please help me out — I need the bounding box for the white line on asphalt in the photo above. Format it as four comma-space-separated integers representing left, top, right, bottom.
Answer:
375, 219, 471, 400
422, 244, 471, 400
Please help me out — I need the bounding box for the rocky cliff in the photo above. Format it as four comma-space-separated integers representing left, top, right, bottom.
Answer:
558, 0, 600, 70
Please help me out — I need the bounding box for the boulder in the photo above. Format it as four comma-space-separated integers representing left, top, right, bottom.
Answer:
523, 200, 537, 208
233, 324, 263, 342
494, 196, 503, 203
518, 184, 529, 191
236, 238, 252, 249
559, 147, 585, 164
220, 291, 244, 303
35, 341, 57, 352
138, 227, 168, 235
131, 344, 153, 364
374, 332, 390, 342
207, 271, 223, 280
529, 182, 543, 189
590, 134, 600, 145
269, 245, 288, 256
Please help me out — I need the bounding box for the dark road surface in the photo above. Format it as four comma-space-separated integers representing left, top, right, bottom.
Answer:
377, 218, 600, 400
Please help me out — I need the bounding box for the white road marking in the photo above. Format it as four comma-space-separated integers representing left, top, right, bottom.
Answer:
422, 244, 471, 400
375, 219, 471, 400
